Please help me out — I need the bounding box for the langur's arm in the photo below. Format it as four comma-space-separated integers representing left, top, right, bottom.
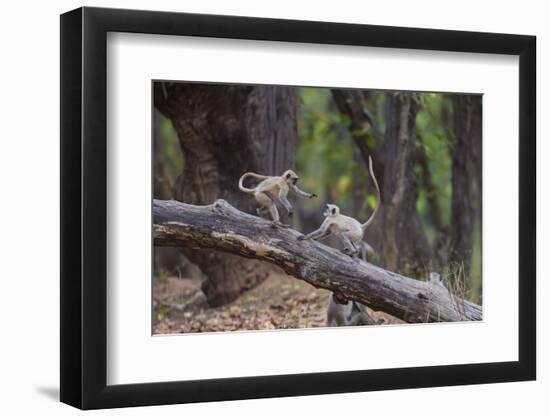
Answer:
291, 184, 317, 199
278, 189, 293, 215
298, 220, 330, 241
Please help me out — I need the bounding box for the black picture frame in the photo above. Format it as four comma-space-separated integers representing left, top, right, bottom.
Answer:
60, 6, 536, 410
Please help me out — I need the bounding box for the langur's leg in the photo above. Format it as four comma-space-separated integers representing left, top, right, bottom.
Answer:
256, 207, 269, 219
278, 190, 293, 216
255, 192, 277, 222
299, 227, 330, 241
267, 202, 280, 223
359, 242, 368, 262
346, 303, 377, 326
268, 204, 289, 228
340, 233, 359, 256
256, 192, 287, 227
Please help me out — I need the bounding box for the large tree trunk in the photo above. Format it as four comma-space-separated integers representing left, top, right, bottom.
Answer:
331, 91, 432, 276
448, 95, 482, 285
154, 83, 297, 306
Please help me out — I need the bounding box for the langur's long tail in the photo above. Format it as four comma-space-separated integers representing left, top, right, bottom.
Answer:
361, 156, 381, 231
238, 172, 269, 194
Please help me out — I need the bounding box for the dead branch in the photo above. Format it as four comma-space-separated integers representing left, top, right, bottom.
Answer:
153, 199, 482, 323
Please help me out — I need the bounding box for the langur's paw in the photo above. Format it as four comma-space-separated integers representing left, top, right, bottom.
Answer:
288, 210, 294, 217
298, 235, 307, 241
310, 193, 318, 199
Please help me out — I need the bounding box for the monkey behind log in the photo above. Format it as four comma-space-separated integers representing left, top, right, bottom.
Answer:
326, 293, 379, 327
326, 242, 380, 327
238, 170, 317, 226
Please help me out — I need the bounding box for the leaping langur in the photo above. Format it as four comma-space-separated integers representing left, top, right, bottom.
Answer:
238, 169, 317, 226
298, 156, 381, 257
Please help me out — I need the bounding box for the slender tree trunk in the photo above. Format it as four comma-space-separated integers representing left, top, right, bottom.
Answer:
381, 94, 432, 275
331, 89, 385, 174
416, 144, 443, 233
448, 95, 482, 285
154, 83, 297, 306
331, 91, 432, 277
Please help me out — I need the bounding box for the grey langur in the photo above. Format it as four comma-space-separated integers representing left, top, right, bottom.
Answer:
298, 156, 380, 256
426, 272, 446, 289
239, 169, 317, 226
326, 242, 380, 327
326, 293, 378, 327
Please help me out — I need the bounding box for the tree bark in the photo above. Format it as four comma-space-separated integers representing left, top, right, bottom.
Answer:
331, 89, 384, 172
332, 91, 432, 276
153, 199, 481, 323
154, 83, 297, 306
416, 144, 443, 233
448, 95, 482, 284
380, 94, 433, 275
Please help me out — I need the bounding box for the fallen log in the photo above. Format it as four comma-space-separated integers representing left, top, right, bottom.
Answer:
153, 199, 482, 323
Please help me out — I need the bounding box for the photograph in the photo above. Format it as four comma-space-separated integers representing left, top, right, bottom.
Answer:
152, 82, 482, 334
51, 1, 539, 412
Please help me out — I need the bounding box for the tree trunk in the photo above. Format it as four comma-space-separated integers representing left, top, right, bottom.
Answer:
153, 199, 482, 323
381, 94, 432, 274
448, 95, 482, 285
416, 144, 443, 233
331, 91, 432, 276
154, 83, 297, 306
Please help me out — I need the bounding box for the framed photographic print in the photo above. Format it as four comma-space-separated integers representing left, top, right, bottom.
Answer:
60, 6, 536, 410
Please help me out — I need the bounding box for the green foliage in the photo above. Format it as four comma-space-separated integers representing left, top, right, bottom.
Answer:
415, 93, 453, 233
297, 88, 355, 204
156, 304, 171, 321
159, 116, 183, 182
469, 214, 482, 304
156, 268, 171, 283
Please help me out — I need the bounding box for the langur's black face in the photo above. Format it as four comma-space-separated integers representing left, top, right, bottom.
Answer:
324, 204, 339, 217
285, 171, 299, 184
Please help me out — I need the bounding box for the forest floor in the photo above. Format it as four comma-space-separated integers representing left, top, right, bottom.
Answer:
153, 273, 402, 334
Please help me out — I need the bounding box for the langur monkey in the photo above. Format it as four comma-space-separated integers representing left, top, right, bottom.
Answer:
326, 242, 380, 326
426, 272, 446, 289
238, 169, 317, 226
298, 156, 381, 257
326, 294, 377, 326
